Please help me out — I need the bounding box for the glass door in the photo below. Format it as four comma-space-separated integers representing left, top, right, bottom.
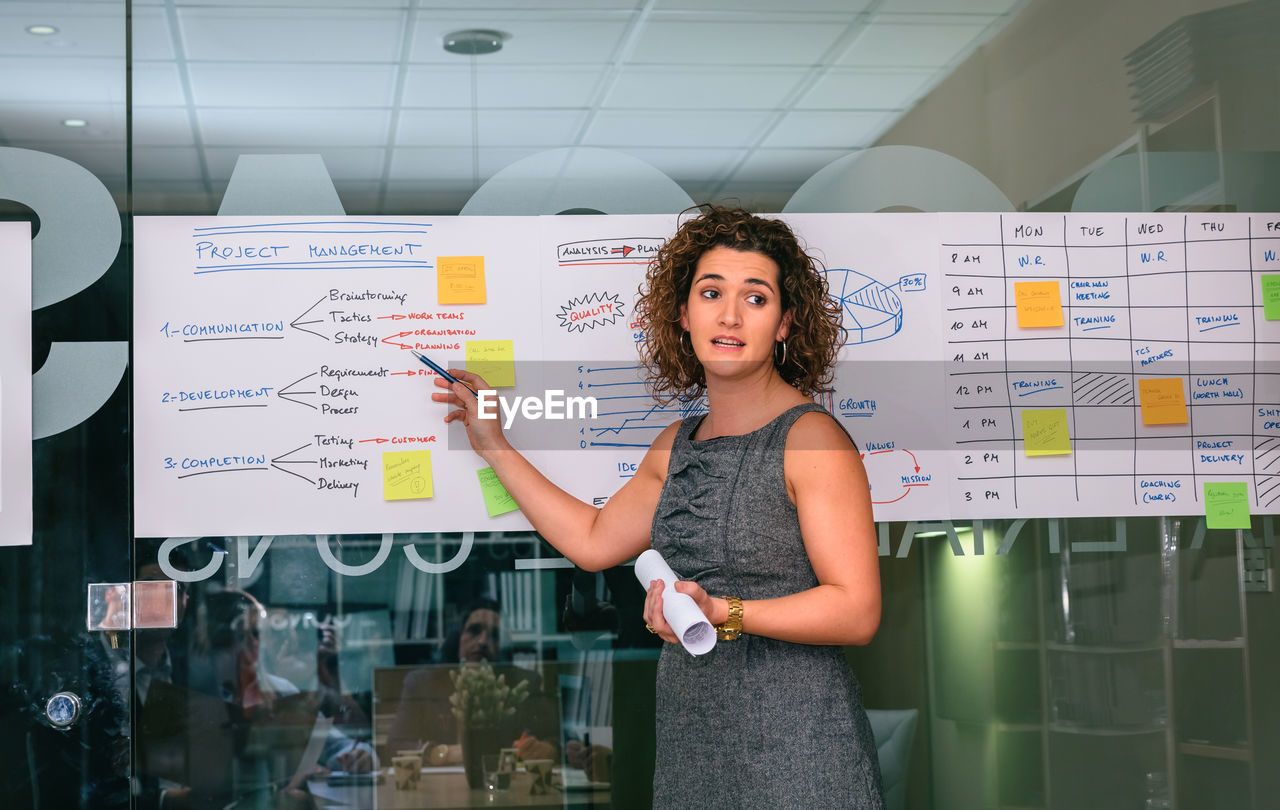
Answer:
0, 1, 131, 806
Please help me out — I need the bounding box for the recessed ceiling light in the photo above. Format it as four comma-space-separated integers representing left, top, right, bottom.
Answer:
62, 118, 88, 128
26, 24, 58, 36
443, 29, 508, 56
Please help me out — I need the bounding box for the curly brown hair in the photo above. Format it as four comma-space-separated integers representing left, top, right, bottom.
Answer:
634, 206, 844, 403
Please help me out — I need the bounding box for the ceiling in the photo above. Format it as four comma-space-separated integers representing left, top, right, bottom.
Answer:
1, 0, 1026, 213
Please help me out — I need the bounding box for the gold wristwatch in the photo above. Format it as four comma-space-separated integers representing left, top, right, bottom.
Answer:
715, 596, 743, 640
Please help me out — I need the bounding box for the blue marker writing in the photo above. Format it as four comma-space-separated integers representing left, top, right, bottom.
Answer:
410, 349, 477, 396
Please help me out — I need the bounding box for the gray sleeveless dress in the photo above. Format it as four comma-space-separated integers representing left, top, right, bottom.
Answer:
649, 402, 884, 809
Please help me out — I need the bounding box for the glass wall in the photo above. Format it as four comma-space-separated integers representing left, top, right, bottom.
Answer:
3, 1, 1278, 808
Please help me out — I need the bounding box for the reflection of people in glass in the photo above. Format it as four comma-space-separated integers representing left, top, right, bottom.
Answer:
199, 590, 376, 775
385, 599, 556, 763
431, 207, 884, 807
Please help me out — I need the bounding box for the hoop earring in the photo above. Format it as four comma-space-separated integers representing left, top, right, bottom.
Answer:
680, 331, 692, 355
774, 340, 787, 367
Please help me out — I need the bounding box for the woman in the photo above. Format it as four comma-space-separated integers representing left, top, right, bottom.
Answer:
432, 206, 884, 807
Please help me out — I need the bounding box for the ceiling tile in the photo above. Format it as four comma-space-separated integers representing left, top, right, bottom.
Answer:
0, 57, 125, 103
603, 66, 807, 110
731, 148, 852, 184
9, 141, 125, 179
132, 62, 187, 106
389, 146, 547, 182
171, 0, 406, 6
762, 110, 890, 148
582, 110, 771, 149
203, 146, 386, 180
389, 149, 478, 182
132, 106, 196, 146
797, 69, 929, 109
616, 147, 744, 183
410, 16, 631, 65
478, 110, 588, 147
838, 21, 991, 67
876, 0, 1022, 14
402, 65, 603, 108
131, 6, 174, 60
396, 109, 472, 147
0, 3, 123, 58
401, 65, 473, 108
0, 101, 124, 141
629, 20, 846, 65
198, 108, 391, 146
187, 64, 398, 107
131, 145, 203, 181
131, 184, 219, 216
177, 7, 403, 62
654, 0, 872, 10
478, 67, 602, 108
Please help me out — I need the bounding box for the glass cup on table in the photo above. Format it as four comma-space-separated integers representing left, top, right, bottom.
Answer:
482, 754, 510, 791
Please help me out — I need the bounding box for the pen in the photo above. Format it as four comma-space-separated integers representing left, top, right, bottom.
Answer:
410, 349, 478, 397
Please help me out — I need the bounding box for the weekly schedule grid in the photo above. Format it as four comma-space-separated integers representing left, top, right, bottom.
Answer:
942, 212, 1280, 520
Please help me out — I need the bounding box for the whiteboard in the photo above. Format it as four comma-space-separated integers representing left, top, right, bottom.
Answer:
1, 222, 32, 546
134, 213, 1280, 537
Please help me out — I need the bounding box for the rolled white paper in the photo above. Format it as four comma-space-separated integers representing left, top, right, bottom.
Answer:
635, 549, 716, 656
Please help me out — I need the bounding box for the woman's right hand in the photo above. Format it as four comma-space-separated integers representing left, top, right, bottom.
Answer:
429, 369, 510, 460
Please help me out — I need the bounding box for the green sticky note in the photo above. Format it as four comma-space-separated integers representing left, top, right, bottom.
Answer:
477, 466, 519, 517
1021, 408, 1071, 456
1203, 482, 1250, 529
1263, 275, 1280, 320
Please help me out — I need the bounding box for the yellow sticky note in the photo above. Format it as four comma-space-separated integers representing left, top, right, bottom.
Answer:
1138, 378, 1188, 425
477, 467, 519, 517
1022, 408, 1071, 456
466, 340, 516, 388
1014, 280, 1063, 328
383, 450, 433, 501
1204, 482, 1250, 529
437, 255, 486, 305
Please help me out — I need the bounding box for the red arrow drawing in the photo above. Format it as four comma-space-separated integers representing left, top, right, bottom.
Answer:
359, 438, 390, 444
610, 245, 635, 257
903, 449, 920, 473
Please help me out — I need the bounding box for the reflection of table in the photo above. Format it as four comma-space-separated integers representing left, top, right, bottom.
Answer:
308, 767, 611, 809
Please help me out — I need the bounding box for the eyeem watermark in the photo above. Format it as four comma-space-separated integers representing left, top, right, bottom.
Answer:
477, 389, 598, 429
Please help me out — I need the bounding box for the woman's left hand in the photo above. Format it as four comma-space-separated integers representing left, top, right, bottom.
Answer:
642, 579, 726, 644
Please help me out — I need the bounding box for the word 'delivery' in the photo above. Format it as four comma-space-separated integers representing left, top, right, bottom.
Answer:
475, 389, 598, 430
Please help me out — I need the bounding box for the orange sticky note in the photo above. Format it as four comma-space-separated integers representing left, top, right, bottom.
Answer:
1014, 280, 1063, 327
437, 256, 486, 305
1138, 378, 1188, 425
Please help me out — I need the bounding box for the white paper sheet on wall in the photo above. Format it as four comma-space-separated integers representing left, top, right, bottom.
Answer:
0, 221, 33, 546
133, 213, 1280, 538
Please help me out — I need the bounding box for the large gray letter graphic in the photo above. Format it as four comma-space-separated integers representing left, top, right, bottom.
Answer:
0, 148, 127, 436
784, 146, 1013, 213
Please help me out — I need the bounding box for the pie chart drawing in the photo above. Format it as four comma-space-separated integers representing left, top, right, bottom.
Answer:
825, 268, 903, 345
